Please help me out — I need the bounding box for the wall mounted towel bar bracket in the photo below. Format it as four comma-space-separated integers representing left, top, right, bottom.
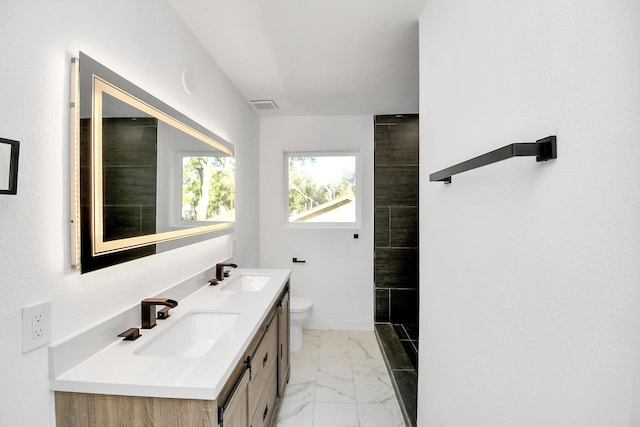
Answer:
429, 135, 557, 183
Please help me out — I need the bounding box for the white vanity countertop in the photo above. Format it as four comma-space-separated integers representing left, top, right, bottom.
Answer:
50, 268, 290, 400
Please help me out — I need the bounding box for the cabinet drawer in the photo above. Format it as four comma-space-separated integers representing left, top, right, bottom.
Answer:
249, 372, 278, 427
249, 319, 278, 416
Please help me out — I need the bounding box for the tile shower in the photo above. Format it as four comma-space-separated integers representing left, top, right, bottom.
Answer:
373, 114, 419, 427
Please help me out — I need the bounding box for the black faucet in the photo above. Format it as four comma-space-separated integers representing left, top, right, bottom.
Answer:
215, 262, 238, 281
141, 298, 178, 329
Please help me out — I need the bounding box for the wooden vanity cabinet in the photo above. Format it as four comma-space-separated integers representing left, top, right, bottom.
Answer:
218, 285, 290, 427
55, 282, 291, 427
55, 392, 217, 426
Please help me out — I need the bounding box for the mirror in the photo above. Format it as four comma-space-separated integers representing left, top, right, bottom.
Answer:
72, 53, 235, 273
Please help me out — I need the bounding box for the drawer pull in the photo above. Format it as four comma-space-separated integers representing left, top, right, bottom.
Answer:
263, 352, 268, 367
263, 404, 269, 421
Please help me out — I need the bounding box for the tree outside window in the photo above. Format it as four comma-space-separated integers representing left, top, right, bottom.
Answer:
182, 156, 235, 222
287, 154, 357, 224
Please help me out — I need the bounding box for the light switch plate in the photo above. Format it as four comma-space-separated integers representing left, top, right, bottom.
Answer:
22, 301, 51, 353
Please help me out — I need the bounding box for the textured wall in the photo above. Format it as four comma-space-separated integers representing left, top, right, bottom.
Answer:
419, 0, 640, 425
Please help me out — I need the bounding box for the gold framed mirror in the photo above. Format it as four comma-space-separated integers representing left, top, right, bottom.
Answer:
71, 53, 235, 273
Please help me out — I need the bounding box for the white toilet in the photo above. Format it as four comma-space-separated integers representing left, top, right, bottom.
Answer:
289, 297, 313, 352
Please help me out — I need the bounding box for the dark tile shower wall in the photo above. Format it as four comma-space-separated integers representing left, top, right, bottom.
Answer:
374, 114, 419, 427
78, 118, 157, 273
102, 118, 158, 241
374, 114, 419, 327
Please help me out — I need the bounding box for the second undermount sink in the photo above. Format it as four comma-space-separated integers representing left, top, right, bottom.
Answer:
221, 275, 271, 292
134, 311, 239, 358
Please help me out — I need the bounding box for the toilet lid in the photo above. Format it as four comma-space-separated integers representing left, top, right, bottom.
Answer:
290, 297, 313, 313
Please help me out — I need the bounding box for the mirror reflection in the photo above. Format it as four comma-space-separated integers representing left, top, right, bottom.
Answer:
74, 53, 234, 273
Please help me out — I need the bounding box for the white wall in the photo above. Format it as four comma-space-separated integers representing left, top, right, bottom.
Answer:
259, 116, 374, 330
0, 1, 259, 425
419, 0, 640, 425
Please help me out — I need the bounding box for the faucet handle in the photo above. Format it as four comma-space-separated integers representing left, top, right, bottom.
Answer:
118, 327, 141, 341
157, 307, 172, 319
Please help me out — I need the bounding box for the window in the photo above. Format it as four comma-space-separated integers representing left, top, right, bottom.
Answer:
285, 151, 359, 227
181, 154, 235, 223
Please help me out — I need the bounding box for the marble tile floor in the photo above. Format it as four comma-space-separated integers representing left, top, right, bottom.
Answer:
275, 329, 406, 427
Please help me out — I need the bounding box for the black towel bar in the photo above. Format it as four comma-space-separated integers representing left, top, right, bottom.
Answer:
429, 135, 557, 183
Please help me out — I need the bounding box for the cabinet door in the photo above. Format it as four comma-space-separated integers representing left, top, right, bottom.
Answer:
248, 315, 278, 419
277, 290, 290, 397
221, 368, 250, 427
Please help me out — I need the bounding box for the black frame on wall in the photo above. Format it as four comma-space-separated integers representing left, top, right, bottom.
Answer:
0, 138, 20, 195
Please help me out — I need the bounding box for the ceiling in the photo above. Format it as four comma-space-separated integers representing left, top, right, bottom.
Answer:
167, 0, 426, 116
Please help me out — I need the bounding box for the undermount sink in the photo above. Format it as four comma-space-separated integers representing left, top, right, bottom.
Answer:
221, 275, 271, 292
134, 311, 239, 358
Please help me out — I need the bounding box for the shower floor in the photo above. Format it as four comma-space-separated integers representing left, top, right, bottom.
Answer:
375, 323, 418, 427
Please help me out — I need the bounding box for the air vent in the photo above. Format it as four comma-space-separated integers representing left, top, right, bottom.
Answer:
249, 100, 279, 110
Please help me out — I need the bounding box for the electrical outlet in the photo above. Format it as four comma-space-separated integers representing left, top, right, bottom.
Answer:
32, 312, 45, 339
22, 301, 51, 353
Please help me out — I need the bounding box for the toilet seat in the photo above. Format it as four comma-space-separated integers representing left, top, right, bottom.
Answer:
290, 297, 313, 313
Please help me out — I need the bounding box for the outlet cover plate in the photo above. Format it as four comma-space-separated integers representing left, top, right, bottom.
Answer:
22, 301, 51, 353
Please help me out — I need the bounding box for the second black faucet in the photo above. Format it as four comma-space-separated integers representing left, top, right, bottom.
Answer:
141, 298, 178, 329
215, 262, 238, 281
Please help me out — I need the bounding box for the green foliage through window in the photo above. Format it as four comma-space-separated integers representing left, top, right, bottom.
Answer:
182, 156, 235, 222
287, 154, 356, 223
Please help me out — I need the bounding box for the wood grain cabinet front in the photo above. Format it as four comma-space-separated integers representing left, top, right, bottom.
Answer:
249, 373, 278, 427
220, 367, 250, 427
248, 314, 278, 426
55, 392, 217, 427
